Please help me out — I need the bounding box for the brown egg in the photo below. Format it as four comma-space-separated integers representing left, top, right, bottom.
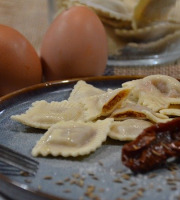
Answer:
0, 25, 42, 97
40, 6, 108, 81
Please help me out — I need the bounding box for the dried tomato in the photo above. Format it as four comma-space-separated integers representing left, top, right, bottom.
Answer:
121, 117, 180, 172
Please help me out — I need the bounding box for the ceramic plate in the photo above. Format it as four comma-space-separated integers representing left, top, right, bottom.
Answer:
0, 76, 180, 200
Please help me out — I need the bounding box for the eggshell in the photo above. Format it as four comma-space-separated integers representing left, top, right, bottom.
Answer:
0, 25, 42, 97
40, 6, 108, 81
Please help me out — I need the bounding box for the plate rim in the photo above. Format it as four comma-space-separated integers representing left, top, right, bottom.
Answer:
0, 75, 143, 200
0, 75, 143, 102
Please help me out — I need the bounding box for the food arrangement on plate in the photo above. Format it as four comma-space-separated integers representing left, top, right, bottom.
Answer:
1, 1, 180, 199
11, 74, 180, 172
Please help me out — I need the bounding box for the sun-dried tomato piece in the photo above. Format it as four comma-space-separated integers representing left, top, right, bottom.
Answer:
121, 117, 180, 172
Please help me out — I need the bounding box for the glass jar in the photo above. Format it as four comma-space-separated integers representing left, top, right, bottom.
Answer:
49, 0, 180, 67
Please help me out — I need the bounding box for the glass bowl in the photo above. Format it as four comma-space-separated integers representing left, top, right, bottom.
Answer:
49, 0, 180, 67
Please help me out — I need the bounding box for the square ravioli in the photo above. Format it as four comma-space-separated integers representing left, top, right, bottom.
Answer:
32, 118, 113, 157
68, 80, 104, 101
109, 119, 152, 141
11, 100, 85, 129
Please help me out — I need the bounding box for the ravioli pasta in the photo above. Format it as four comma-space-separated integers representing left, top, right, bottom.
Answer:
68, 80, 104, 101
32, 119, 113, 157
82, 87, 131, 121
74, 0, 133, 21
11, 75, 180, 157
132, 0, 176, 29
11, 100, 85, 129
115, 22, 180, 43
111, 102, 169, 123
109, 119, 153, 141
122, 74, 180, 112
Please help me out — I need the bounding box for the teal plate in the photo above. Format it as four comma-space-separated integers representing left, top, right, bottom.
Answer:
0, 76, 180, 200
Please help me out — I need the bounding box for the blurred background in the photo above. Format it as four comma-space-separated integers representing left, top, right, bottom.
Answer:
0, 0, 180, 78
0, 0, 50, 53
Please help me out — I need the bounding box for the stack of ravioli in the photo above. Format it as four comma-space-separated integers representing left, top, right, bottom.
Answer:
11, 75, 180, 157
55, 0, 180, 56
